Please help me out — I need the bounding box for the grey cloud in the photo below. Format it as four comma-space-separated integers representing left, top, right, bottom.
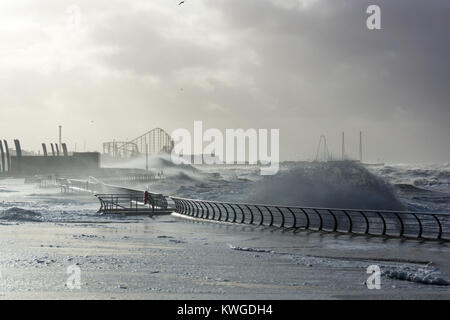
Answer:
0, 0, 448, 162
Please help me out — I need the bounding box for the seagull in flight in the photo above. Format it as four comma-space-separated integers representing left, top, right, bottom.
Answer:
178, 1, 185, 5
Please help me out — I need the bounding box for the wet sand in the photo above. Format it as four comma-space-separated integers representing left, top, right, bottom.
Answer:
1, 214, 450, 299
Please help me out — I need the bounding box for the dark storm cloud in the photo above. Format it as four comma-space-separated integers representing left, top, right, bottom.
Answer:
1, 0, 448, 162
91, 0, 450, 122
205, 0, 450, 120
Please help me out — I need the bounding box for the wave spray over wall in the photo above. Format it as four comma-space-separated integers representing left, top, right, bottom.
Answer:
245, 161, 405, 211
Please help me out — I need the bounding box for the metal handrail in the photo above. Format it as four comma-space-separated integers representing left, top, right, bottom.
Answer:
169, 196, 449, 218
57, 178, 450, 242
95, 192, 170, 214
170, 197, 450, 241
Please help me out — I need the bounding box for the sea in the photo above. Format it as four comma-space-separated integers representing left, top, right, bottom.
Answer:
0, 156, 449, 223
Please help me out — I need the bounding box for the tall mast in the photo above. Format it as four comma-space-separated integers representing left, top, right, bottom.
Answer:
59, 125, 62, 151
341, 132, 345, 160
359, 131, 363, 163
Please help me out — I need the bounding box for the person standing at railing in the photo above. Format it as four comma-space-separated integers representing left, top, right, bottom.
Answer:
144, 190, 149, 205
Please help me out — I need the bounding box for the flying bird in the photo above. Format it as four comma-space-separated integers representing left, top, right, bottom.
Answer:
178, 1, 185, 5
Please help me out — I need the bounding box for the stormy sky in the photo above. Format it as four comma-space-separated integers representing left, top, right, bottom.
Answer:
0, 0, 449, 163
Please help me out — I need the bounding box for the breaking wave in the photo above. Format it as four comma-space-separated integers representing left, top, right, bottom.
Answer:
0, 207, 42, 222
373, 164, 450, 212
244, 161, 405, 210
377, 164, 450, 189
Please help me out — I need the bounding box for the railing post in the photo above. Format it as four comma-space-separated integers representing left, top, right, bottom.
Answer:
359, 211, 370, 235
236, 205, 245, 224
221, 203, 230, 222
245, 205, 254, 225
393, 212, 404, 237
313, 209, 323, 231
198, 201, 206, 219
264, 206, 274, 226
342, 210, 352, 233
176, 199, 182, 213
152, 196, 155, 213
432, 214, 443, 240
192, 200, 199, 216
375, 211, 386, 235
276, 207, 285, 228
180, 199, 185, 214
207, 202, 216, 220
287, 208, 297, 228
212, 202, 222, 221
328, 210, 338, 232
184, 200, 191, 215
411, 213, 422, 238
256, 206, 264, 226
300, 208, 310, 229
230, 205, 237, 223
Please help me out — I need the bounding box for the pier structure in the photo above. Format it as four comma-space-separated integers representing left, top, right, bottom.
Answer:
0, 138, 100, 176
0, 140, 9, 173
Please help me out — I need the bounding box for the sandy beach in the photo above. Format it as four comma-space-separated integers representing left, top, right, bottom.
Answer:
1, 212, 450, 299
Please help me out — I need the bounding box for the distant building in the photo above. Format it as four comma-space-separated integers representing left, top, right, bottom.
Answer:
9, 152, 100, 176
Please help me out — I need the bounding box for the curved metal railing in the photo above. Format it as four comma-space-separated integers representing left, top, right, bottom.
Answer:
171, 197, 450, 241
55, 177, 450, 241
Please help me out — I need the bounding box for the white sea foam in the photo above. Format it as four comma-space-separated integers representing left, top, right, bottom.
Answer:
382, 265, 449, 286
229, 244, 275, 253
0, 207, 42, 222
243, 161, 405, 210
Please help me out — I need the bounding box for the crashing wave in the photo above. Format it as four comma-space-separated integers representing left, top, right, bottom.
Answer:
395, 184, 435, 194
0, 207, 42, 222
244, 161, 404, 210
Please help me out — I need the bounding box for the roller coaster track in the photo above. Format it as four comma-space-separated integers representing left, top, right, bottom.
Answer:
103, 128, 173, 158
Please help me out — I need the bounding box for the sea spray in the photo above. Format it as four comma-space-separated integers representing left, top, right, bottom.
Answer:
244, 161, 404, 210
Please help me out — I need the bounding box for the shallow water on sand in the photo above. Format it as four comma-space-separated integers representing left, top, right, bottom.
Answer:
0, 215, 450, 299
0, 163, 449, 299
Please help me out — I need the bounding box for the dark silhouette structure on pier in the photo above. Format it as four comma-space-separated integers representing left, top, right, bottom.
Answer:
0, 139, 100, 176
